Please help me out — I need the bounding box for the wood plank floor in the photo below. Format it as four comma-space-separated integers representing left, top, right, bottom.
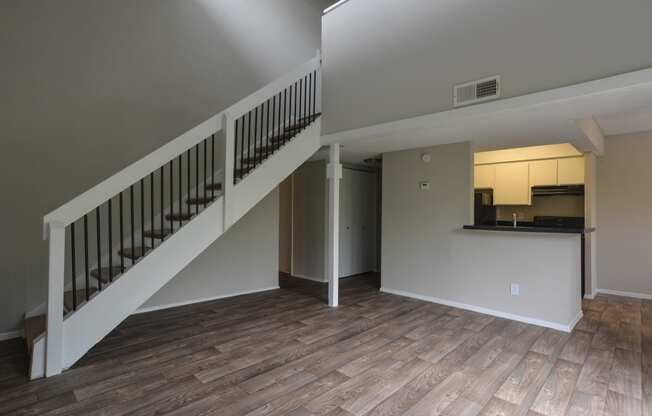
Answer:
0, 273, 649, 416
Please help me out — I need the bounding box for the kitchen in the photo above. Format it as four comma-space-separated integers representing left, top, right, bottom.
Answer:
464, 143, 595, 298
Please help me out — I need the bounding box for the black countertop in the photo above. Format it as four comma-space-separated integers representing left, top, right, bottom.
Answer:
463, 225, 596, 234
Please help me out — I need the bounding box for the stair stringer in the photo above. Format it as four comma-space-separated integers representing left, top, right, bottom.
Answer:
228, 117, 321, 228
60, 198, 225, 370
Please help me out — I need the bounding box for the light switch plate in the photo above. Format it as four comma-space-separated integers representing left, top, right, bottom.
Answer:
510, 283, 520, 296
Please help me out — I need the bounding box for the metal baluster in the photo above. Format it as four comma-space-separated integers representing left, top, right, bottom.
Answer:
313, 70, 317, 117
150, 172, 154, 249
258, 104, 263, 164
140, 179, 145, 256
272, 95, 277, 152
212, 134, 216, 199
304, 75, 308, 125
203, 139, 207, 207
238, 118, 244, 183
178, 155, 182, 228
70, 222, 77, 311
254, 106, 259, 170
195, 144, 199, 213
96, 206, 102, 291
300, 77, 304, 131
266, 99, 271, 159
247, 112, 252, 179
188, 149, 191, 214
108, 199, 113, 283
84, 215, 89, 301
160, 167, 164, 238
130, 185, 135, 264
119, 193, 124, 273
169, 160, 173, 233
293, 81, 298, 137
278, 92, 283, 150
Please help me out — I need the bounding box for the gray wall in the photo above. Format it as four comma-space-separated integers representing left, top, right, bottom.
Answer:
142, 190, 279, 309
292, 161, 327, 281
278, 177, 293, 274
382, 142, 581, 328
597, 132, 652, 297
322, 0, 652, 134
0, 0, 329, 334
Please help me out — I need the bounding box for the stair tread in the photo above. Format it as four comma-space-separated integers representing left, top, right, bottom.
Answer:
283, 113, 320, 131
90, 266, 123, 282
64, 288, 98, 312
119, 247, 151, 259
187, 196, 216, 205
205, 183, 223, 191
165, 212, 194, 221
24, 315, 46, 354
144, 229, 172, 240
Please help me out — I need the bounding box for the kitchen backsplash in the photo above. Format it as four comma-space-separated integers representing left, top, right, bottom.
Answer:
496, 195, 584, 221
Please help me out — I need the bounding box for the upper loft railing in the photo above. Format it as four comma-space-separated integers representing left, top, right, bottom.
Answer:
40, 51, 321, 377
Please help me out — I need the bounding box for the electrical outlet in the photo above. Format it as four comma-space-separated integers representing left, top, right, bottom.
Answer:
419, 181, 430, 191
510, 283, 520, 296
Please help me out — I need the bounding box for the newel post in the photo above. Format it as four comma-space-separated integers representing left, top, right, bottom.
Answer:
222, 112, 235, 230
46, 221, 65, 376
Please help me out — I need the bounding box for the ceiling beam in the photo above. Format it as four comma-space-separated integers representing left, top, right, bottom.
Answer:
575, 117, 605, 156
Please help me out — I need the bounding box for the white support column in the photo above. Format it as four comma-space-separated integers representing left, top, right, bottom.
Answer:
222, 112, 235, 231
327, 144, 342, 307
584, 153, 598, 298
46, 221, 66, 377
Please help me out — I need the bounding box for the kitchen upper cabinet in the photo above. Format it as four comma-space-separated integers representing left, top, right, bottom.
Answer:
529, 159, 558, 187
474, 165, 495, 189
558, 157, 585, 185
494, 162, 530, 205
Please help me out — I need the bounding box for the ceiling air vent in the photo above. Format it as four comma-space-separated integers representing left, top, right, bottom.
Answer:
453, 76, 501, 107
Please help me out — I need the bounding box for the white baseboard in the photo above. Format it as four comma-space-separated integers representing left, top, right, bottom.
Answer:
292, 273, 327, 283
134, 286, 280, 314
596, 288, 652, 300
0, 329, 24, 341
583, 293, 596, 300
380, 287, 581, 333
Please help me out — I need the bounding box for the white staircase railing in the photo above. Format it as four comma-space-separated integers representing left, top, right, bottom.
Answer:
37, 51, 321, 379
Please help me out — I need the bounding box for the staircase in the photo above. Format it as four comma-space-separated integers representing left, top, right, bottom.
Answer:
29, 52, 322, 379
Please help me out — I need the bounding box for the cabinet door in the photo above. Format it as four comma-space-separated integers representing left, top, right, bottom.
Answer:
558, 157, 585, 185
529, 159, 558, 187
474, 165, 495, 189
494, 162, 530, 205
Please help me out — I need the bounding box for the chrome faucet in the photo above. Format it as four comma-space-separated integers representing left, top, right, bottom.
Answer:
512, 212, 518, 228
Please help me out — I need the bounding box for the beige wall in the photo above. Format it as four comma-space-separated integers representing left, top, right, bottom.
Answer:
382, 142, 582, 329
278, 177, 293, 274
0, 0, 328, 334
597, 131, 652, 297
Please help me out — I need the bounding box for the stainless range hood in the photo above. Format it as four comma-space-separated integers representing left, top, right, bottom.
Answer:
531, 185, 584, 196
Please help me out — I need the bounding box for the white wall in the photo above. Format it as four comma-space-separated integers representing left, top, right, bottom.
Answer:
142, 189, 279, 309
0, 0, 329, 334
322, 0, 652, 134
596, 131, 652, 298
382, 142, 582, 330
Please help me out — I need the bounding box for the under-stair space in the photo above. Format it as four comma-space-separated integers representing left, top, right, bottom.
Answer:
30, 53, 322, 379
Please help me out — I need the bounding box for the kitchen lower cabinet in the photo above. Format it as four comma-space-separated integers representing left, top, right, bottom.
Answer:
494, 162, 530, 205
